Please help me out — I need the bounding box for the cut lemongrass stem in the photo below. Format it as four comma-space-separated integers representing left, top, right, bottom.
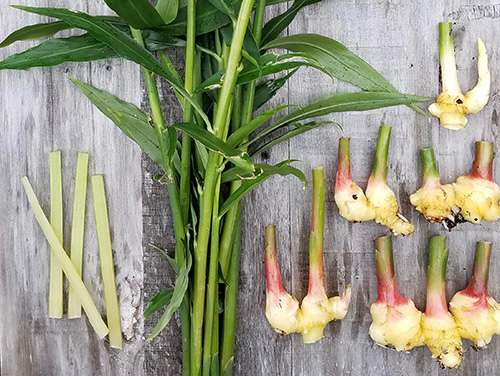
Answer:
48, 150, 63, 319
374, 236, 404, 305
426, 235, 449, 317
22, 177, 109, 338
471, 141, 494, 181
465, 241, 492, 296
91, 175, 123, 349
335, 138, 351, 189
67, 152, 89, 318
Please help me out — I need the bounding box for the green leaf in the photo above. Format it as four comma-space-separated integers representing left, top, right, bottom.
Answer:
261, 0, 321, 46
0, 34, 115, 69
103, 0, 164, 28
147, 252, 192, 341
71, 79, 162, 164
208, 0, 237, 18
244, 91, 429, 146
0, 21, 68, 48
197, 54, 306, 92
143, 30, 185, 50
13, 6, 210, 127
173, 123, 255, 173
264, 34, 397, 92
219, 160, 306, 217
249, 120, 338, 155
253, 69, 297, 111
227, 104, 288, 147
144, 289, 174, 320
156, 0, 180, 24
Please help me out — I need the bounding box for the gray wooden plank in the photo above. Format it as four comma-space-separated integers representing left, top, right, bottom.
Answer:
0, 1, 144, 375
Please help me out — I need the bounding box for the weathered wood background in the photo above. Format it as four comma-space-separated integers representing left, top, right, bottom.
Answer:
1, 0, 500, 375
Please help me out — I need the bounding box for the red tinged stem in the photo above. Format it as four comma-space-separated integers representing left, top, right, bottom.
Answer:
425, 236, 450, 317
264, 225, 285, 296
308, 167, 326, 297
470, 141, 494, 181
463, 241, 492, 300
335, 138, 352, 190
374, 236, 408, 306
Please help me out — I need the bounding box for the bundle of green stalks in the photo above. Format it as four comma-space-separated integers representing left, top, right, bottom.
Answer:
0, 1, 427, 374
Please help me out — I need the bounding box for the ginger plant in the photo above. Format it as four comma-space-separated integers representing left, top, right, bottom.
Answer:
429, 22, 490, 130
369, 236, 423, 351
335, 125, 414, 235
422, 235, 463, 368
265, 167, 350, 343
450, 241, 500, 348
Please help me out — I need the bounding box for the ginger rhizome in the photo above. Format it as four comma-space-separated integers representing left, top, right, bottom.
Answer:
369, 236, 423, 351
422, 236, 463, 368
264, 167, 350, 343
411, 141, 500, 228
450, 241, 500, 348
335, 125, 414, 235
429, 22, 490, 130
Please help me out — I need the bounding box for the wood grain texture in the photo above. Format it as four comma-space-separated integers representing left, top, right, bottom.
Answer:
0, 1, 144, 375
1, 0, 500, 375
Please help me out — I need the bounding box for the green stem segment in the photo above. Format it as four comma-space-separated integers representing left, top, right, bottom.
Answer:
130, 27, 191, 375
425, 235, 449, 317
308, 167, 326, 297
179, 0, 197, 224
371, 125, 391, 182
420, 148, 440, 186
471, 141, 494, 181
464, 241, 492, 297
48, 150, 64, 319
68, 152, 89, 318
374, 236, 406, 305
192, 1, 255, 374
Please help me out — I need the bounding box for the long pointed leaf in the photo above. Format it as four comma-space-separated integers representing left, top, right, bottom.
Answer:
147, 252, 192, 341
14, 5, 210, 128
144, 288, 174, 320
227, 104, 288, 147
249, 120, 338, 155
0, 34, 115, 69
0, 21, 67, 48
261, 0, 321, 46
242, 91, 429, 146
71, 79, 162, 164
253, 69, 297, 110
103, 0, 164, 29
173, 123, 255, 173
219, 161, 306, 217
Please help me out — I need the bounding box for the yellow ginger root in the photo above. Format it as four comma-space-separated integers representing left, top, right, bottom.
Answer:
429, 22, 490, 130
335, 126, 414, 236
450, 241, 500, 348
264, 168, 350, 343
422, 236, 463, 368
369, 236, 423, 351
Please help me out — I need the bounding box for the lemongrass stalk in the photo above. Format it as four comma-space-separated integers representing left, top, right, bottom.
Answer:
48, 150, 63, 318
425, 236, 449, 318
67, 152, 89, 318
220, 210, 241, 374
179, 0, 197, 224
439, 22, 461, 96
420, 148, 440, 187
202, 177, 221, 376
191, 1, 255, 374
21, 177, 109, 338
91, 175, 123, 349
130, 27, 191, 373
371, 125, 391, 182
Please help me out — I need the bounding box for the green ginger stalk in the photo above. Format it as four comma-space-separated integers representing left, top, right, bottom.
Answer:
365, 125, 414, 236
450, 241, 500, 348
369, 236, 423, 351
422, 236, 463, 369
